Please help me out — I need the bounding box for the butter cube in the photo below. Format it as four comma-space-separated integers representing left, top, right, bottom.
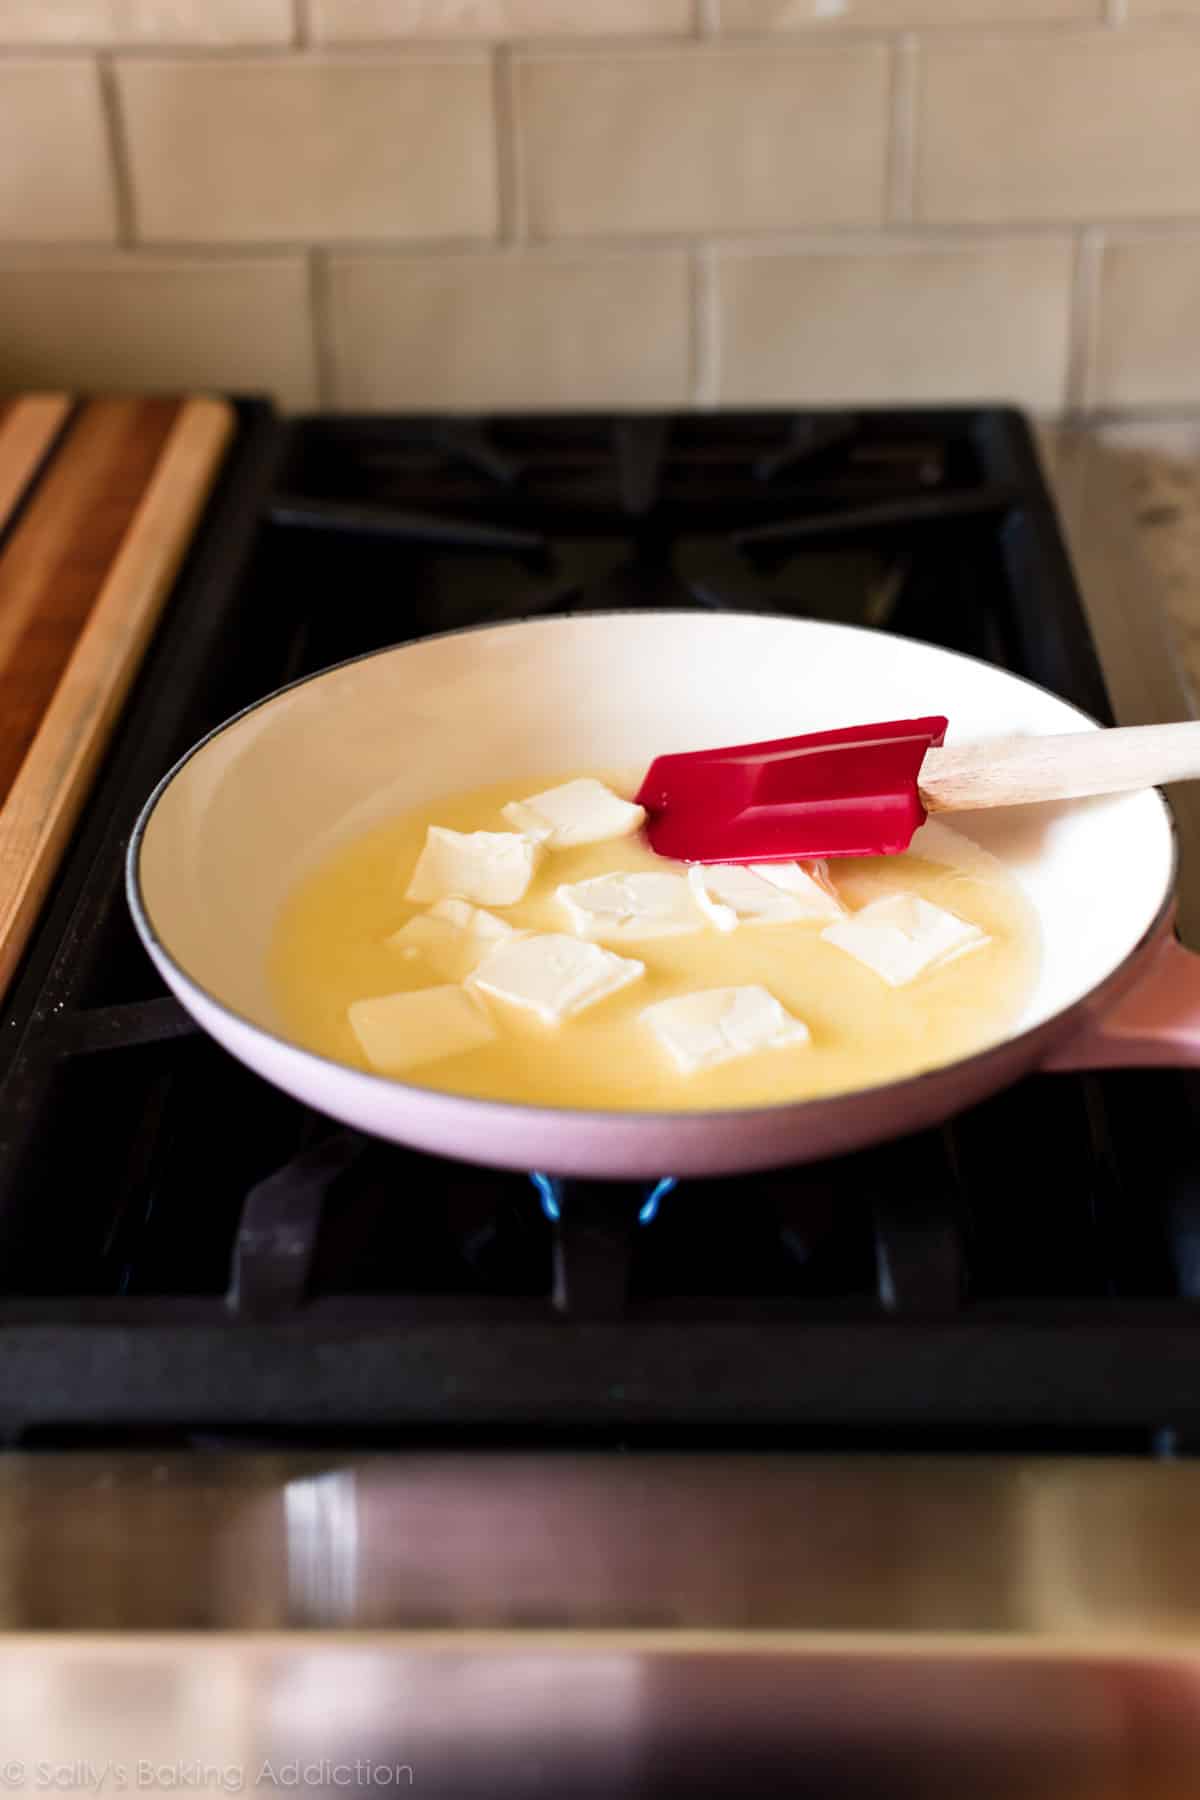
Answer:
503, 778, 646, 849
387, 898, 517, 980
468, 932, 644, 1025
821, 893, 987, 987
348, 984, 496, 1074
642, 986, 810, 1075
406, 827, 539, 906
687, 860, 844, 932
556, 871, 703, 941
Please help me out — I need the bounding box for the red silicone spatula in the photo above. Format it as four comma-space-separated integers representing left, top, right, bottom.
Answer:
636, 716, 1200, 863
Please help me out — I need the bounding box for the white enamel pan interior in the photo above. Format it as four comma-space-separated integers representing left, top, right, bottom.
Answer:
128, 612, 1180, 1179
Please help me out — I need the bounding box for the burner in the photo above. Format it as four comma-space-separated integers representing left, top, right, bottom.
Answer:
535, 1175, 675, 1230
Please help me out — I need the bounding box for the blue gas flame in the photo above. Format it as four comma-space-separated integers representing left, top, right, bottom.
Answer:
638, 1176, 677, 1224
530, 1173, 677, 1225
530, 1171, 562, 1222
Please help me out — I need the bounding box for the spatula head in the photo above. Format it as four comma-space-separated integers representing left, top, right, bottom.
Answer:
636, 716, 948, 863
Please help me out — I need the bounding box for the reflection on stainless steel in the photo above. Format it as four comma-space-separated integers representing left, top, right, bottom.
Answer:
2, 1641, 1200, 1798
248, 1647, 1195, 1799
284, 1470, 359, 1625
1021, 1462, 1200, 1640
3, 1453, 1200, 1641
267, 1454, 1200, 1644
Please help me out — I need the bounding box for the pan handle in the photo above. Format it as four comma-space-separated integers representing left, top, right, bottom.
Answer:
1041, 928, 1200, 1072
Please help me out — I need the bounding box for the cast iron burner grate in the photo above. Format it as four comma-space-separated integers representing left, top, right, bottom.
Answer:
2, 402, 1200, 1449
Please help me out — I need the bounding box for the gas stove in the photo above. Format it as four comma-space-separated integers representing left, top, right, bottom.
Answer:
2, 404, 1200, 1452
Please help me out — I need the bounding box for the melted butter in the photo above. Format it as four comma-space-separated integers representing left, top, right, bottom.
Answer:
269, 774, 1040, 1113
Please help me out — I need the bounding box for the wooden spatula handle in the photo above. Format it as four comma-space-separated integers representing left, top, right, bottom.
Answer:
919, 721, 1200, 814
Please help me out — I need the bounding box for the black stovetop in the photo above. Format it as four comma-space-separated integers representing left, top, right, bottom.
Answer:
2, 403, 1200, 1452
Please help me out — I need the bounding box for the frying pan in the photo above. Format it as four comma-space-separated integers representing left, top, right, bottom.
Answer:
126, 612, 1200, 1179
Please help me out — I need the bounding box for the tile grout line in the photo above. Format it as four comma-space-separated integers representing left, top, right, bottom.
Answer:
0, 40, 538, 60
886, 33, 918, 228
691, 243, 720, 408
493, 45, 519, 243
671, 16, 1188, 43
308, 247, 336, 410
5, 20, 1200, 55
5, 218, 1200, 266
1066, 225, 1105, 414
0, 40, 298, 59
505, 47, 532, 242
95, 53, 136, 249
6, 220, 1200, 268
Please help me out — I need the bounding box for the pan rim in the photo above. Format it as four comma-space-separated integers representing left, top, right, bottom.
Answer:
126, 608, 1180, 1129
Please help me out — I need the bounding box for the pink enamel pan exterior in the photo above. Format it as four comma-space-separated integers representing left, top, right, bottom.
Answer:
127, 613, 1200, 1179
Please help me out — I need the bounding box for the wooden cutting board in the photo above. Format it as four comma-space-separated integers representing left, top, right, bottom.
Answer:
0, 392, 234, 1001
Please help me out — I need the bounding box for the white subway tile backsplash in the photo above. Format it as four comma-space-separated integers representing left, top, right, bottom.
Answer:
0, 61, 115, 243
0, 254, 317, 407
917, 32, 1200, 223
118, 57, 497, 244
309, 1, 691, 40
0, 1, 292, 43
516, 46, 890, 236
327, 250, 691, 407
716, 238, 1074, 410
720, 0, 1098, 26
0, 1, 1195, 419
1092, 235, 1200, 406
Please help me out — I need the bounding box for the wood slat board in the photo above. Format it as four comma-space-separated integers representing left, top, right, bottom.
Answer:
0, 393, 235, 1001
0, 395, 70, 536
